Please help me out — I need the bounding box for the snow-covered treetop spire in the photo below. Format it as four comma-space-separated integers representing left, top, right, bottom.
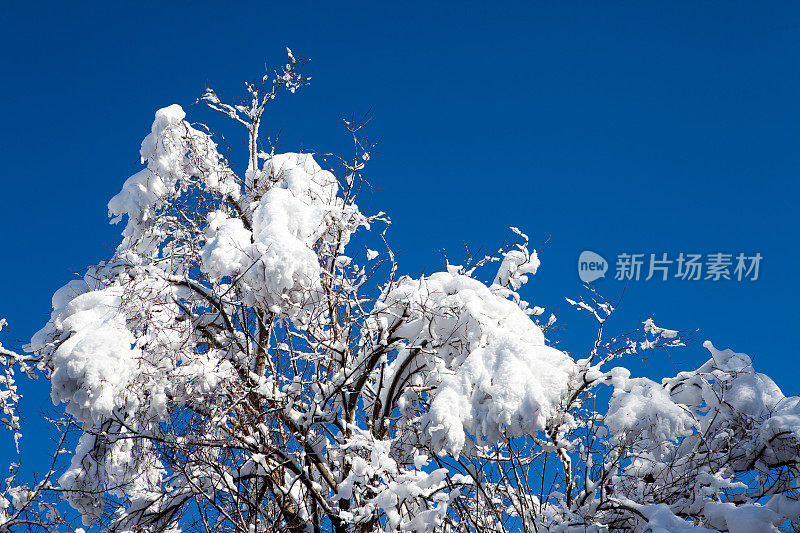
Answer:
201, 48, 310, 173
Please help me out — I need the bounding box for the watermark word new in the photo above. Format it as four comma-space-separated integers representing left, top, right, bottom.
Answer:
578, 251, 762, 283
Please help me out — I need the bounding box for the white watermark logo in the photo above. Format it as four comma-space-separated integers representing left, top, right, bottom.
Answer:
578, 251, 608, 283
577, 251, 762, 282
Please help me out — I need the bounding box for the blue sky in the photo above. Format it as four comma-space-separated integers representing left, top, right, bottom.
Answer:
1, 1, 799, 465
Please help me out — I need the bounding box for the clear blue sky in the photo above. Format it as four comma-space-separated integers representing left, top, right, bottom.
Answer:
1, 1, 799, 463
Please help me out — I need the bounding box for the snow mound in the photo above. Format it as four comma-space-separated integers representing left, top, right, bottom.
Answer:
374, 269, 574, 457
202, 152, 365, 320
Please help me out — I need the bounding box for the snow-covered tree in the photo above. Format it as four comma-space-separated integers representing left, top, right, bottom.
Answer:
2, 52, 799, 532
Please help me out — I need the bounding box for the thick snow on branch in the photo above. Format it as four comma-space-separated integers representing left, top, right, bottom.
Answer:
203, 152, 366, 320
373, 266, 573, 458
108, 104, 238, 255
